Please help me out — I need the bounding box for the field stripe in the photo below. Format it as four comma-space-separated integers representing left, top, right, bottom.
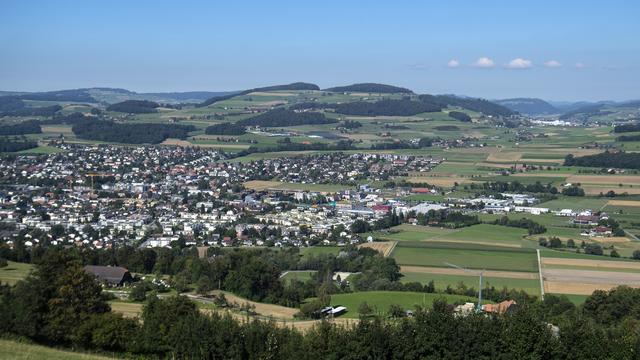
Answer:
400, 266, 538, 279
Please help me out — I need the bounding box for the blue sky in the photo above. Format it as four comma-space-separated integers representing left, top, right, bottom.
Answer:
1, 0, 639, 101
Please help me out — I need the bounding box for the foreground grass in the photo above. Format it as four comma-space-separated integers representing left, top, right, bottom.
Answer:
0, 339, 114, 360
0, 261, 34, 285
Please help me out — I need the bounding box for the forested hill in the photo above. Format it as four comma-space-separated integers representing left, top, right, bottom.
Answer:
419, 94, 515, 117
495, 98, 559, 115
323, 83, 413, 94
106, 100, 160, 113
197, 82, 319, 107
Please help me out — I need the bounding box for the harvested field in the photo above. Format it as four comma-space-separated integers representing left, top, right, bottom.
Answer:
359, 241, 396, 257
109, 301, 142, 318
543, 268, 640, 285
595, 236, 630, 244
512, 173, 572, 178
400, 266, 538, 279
544, 281, 635, 295
405, 176, 468, 187
486, 151, 522, 162
607, 200, 640, 207
566, 175, 640, 186
583, 186, 640, 195
244, 180, 283, 191
541, 257, 640, 270
211, 291, 299, 319
161, 138, 192, 146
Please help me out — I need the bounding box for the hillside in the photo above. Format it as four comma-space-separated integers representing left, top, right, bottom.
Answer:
106, 100, 160, 113
197, 82, 319, 107
324, 83, 413, 94
495, 98, 559, 115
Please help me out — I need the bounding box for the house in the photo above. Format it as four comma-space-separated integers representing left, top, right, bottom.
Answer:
482, 300, 518, 315
84, 265, 132, 287
573, 215, 600, 226
585, 226, 612, 237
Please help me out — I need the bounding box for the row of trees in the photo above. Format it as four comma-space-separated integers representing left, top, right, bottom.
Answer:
0, 104, 61, 117
613, 123, 640, 133
492, 216, 547, 235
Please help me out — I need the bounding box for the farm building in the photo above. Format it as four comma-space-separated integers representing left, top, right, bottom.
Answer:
84, 265, 132, 287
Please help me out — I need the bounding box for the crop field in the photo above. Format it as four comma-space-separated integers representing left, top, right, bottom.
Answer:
243, 180, 351, 192
540, 254, 640, 295
328, 291, 480, 318
400, 271, 542, 295
371, 224, 528, 248
358, 241, 396, 257
391, 242, 539, 272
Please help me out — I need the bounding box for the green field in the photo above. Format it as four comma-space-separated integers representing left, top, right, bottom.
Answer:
299, 246, 342, 258
392, 243, 538, 272
0, 261, 33, 285
0, 339, 113, 360
328, 291, 481, 318
370, 224, 528, 247
400, 272, 541, 295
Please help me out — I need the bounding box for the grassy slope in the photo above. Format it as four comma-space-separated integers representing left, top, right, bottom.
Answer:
0, 339, 114, 360
0, 261, 34, 285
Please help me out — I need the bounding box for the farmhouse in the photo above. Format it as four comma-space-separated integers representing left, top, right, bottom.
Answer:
482, 300, 518, 315
84, 265, 132, 286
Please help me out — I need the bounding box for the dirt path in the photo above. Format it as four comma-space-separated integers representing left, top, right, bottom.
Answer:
400, 266, 538, 279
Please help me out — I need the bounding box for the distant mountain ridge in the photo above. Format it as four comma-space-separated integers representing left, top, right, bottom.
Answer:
495, 98, 559, 115
323, 83, 413, 94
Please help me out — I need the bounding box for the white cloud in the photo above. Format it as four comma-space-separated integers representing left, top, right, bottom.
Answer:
505, 58, 533, 69
473, 57, 495, 68
447, 59, 460, 68
544, 60, 562, 68
575, 62, 585, 69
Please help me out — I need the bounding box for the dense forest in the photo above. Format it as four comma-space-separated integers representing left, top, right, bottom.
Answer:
614, 123, 640, 133
334, 99, 441, 116
0, 120, 42, 135
106, 100, 160, 113
12, 89, 96, 102
0, 96, 26, 112
204, 122, 247, 135
616, 134, 640, 142
43, 112, 92, 126
495, 98, 559, 115
236, 108, 337, 127
2, 248, 640, 358
418, 94, 515, 117
0, 139, 38, 152
72, 120, 195, 144
0, 104, 62, 117
197, 82, 319, 107
565, 152, 640, 170
448, 110, 472, 122
323, 83, 413, 94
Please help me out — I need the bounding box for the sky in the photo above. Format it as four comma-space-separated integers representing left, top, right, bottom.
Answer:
1, 0, 639, 101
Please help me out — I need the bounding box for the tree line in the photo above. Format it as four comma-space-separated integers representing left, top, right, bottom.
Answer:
0, 139, 38, 152
333, 99, 441, 116
197, 82, 319, 107
324, 83, 413, 94
614, 123, 640, 133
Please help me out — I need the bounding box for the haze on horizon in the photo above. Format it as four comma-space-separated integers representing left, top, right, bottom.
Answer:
1, 0, 639, 102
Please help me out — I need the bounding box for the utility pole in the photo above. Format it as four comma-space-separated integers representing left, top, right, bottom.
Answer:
445, 262, 485, 312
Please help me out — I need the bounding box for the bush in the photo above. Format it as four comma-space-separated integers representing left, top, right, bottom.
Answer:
0, 258, 7, 268
584, 244, 604, 256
